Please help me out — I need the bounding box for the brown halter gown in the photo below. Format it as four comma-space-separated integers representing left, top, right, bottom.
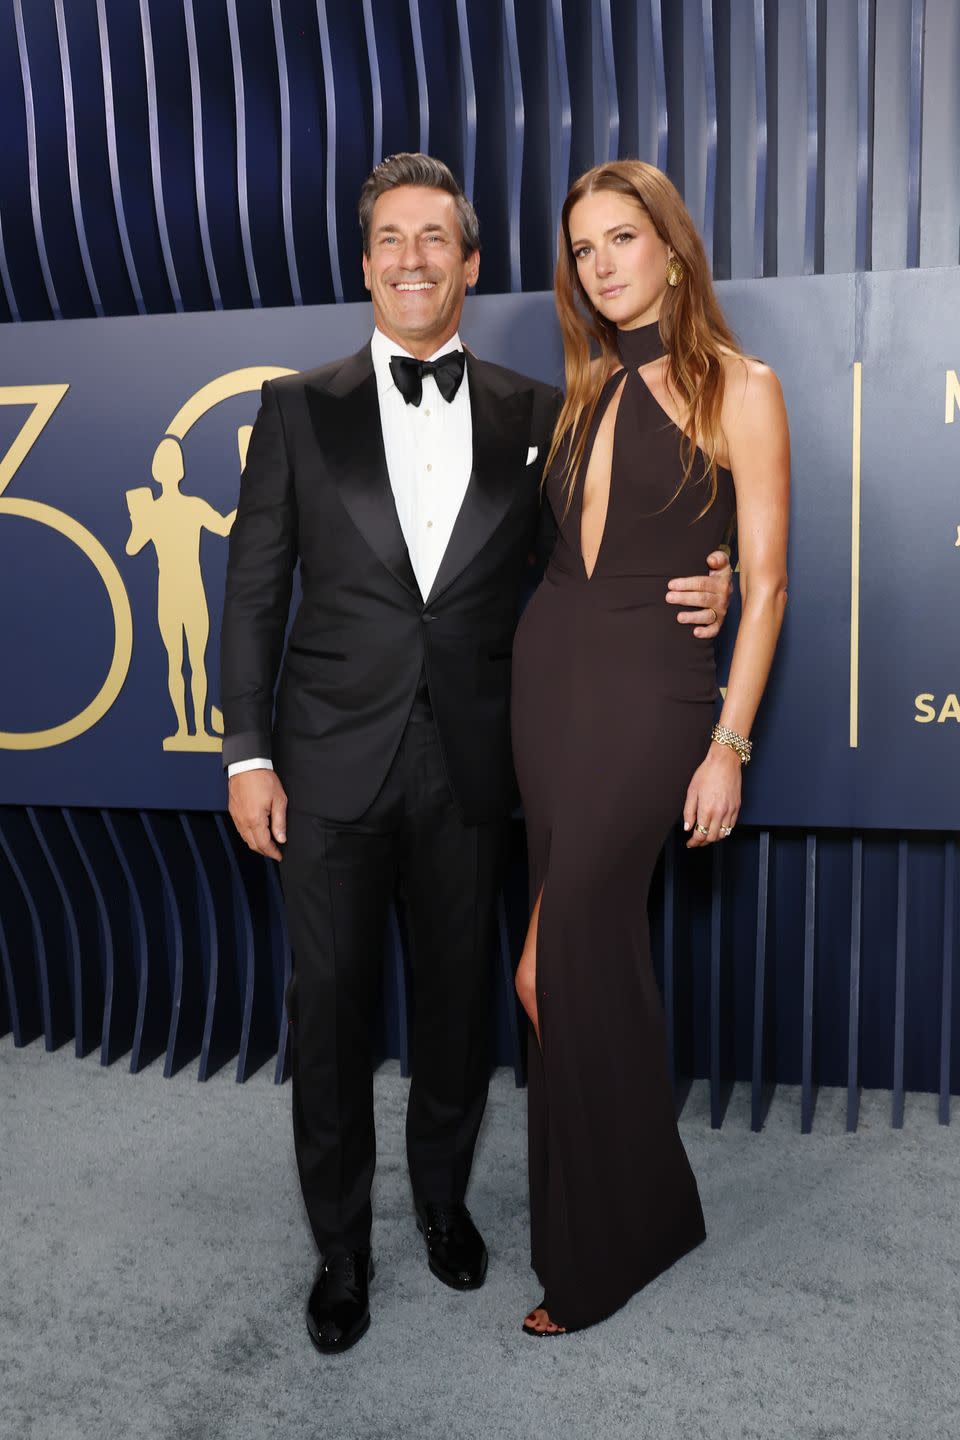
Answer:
510, 320, 736, 1330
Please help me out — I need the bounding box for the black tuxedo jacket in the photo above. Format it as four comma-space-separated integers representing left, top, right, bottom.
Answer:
220, 342, 562, 823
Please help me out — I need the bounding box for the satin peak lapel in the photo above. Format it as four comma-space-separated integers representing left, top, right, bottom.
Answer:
425, 358, 534, 606
305, 347, 418, 598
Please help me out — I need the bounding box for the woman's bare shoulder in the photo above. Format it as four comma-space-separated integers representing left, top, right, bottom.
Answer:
721, 352, 783, 418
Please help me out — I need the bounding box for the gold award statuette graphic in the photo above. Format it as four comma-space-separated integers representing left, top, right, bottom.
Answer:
126, 366, 294, 753
0, 384, 134, 750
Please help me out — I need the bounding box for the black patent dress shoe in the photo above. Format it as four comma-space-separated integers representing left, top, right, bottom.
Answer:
414, 1202, 488, 1290
305, 1250, 374, 1354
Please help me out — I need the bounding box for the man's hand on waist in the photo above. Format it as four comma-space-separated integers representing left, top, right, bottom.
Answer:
665, 549, 734, 639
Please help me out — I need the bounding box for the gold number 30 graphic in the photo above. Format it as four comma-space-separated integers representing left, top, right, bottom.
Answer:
0, 385, 134, 750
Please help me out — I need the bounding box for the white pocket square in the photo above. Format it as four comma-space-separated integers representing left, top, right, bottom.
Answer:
526, 446, 539, 465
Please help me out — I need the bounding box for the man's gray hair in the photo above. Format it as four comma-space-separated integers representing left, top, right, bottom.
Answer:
358, 153, 480, 258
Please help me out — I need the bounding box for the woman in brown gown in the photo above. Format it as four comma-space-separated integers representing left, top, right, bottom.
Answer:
510, 162, 790, 1335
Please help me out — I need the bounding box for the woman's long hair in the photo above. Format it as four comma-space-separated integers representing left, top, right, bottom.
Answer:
547, 161, 740, 517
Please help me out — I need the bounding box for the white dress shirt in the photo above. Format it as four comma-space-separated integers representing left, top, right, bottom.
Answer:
228, 327, 473, 779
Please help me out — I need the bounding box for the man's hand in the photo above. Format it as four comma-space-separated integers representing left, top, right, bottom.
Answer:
228, 769, 288, 860
666, 549, 734, 638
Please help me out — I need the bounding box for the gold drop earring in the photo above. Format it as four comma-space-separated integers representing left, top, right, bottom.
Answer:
665, 254, 684, 287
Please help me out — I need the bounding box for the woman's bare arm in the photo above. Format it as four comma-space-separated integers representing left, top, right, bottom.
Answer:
683, 357, 790, 846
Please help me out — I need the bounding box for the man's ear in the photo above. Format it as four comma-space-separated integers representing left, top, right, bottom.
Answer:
466, 250, 480, 289
362, 253, 372, 293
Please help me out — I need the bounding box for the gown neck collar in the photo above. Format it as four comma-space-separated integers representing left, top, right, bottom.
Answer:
615, 320, 666, 368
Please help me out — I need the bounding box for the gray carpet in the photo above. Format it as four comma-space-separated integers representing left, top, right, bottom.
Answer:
2, 1036, 959, 1440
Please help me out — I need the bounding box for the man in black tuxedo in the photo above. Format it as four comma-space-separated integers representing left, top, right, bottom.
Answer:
221, 153, 732, 1354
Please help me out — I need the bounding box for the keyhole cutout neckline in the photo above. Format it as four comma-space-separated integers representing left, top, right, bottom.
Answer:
578, 323, 668, 584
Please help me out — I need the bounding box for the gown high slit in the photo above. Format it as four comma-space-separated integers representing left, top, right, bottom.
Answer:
510, 320, 736, 1331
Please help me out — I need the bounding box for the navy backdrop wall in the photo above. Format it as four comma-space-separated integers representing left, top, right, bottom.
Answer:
0, 0, 957, 1133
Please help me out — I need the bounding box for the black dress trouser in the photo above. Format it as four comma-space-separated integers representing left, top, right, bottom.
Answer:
280, 703, 505, 1256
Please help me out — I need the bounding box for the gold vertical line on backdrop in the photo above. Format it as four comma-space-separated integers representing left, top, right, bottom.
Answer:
849, 362, 863, 749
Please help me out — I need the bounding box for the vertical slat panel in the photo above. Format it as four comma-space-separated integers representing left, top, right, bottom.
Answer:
502, 0, 524, 291
95, 0, 145, 313
821, 0, 859, 276
0, 941, 6, 1040
701, 0, 718, 273
180, 814, 226, 1082
916, 0, 960, 268
225, 0, 261, 308
26, 809, 84, 1054
855, 0, 876, 271
774, 0, 805, 276
548, 0, 572, 242
100, 811, 152, 1074
0, 888, 29, 1044
892, 837, 908, 1127
183, 0, 222, 310
940, 837, 955, 1125
61, 810, 115, 1063
751, 830, 771, 1131
0, 902, 21, 1042
801, 833, 816, 1133
362, 0, 383, 170
866, 0, 913, 267
316, 0, 343, 302
0, 212, 20, 322
408, 0, 429, 153
599, 0, 619, 161
752, 0, 771, 276
13, 0, 61, 317
846, 835, 863, 1132
0, 816, 49, 1045
270, 1, 302, 305
53, 0, 102, 315
139, 0, 183, 312
633, 0, 656, 165
212, 814, 258, 1083
650, 0, 669, 172
455, 0, 477, 201
802, 0, 825, 274
25, 812, 77, 1048
141, 813, 189, 1078
0, 814, 60, 1050
905, 0, 925, 266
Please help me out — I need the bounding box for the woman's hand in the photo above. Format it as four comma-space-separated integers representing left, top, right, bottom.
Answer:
683, 743, 742, 847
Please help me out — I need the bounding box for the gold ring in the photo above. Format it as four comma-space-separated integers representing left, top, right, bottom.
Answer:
720, 825, 733, 838
707, 607, 718, 625
696, 823, 709, 837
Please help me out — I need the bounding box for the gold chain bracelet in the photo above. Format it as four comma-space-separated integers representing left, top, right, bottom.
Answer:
711, 723, 752, 765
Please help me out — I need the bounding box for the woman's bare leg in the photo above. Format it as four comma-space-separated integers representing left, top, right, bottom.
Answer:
514, 886, 543, 1043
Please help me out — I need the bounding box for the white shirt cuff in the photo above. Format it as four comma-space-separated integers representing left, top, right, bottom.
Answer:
227, 758, 274, 778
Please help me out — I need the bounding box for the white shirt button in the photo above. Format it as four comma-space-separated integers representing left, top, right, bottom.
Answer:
424, 409, 431, 417
426, 463, 432, 472
426, 520, 433, 528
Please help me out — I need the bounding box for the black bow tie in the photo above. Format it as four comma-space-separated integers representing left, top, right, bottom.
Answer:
389, 350, 466, 407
